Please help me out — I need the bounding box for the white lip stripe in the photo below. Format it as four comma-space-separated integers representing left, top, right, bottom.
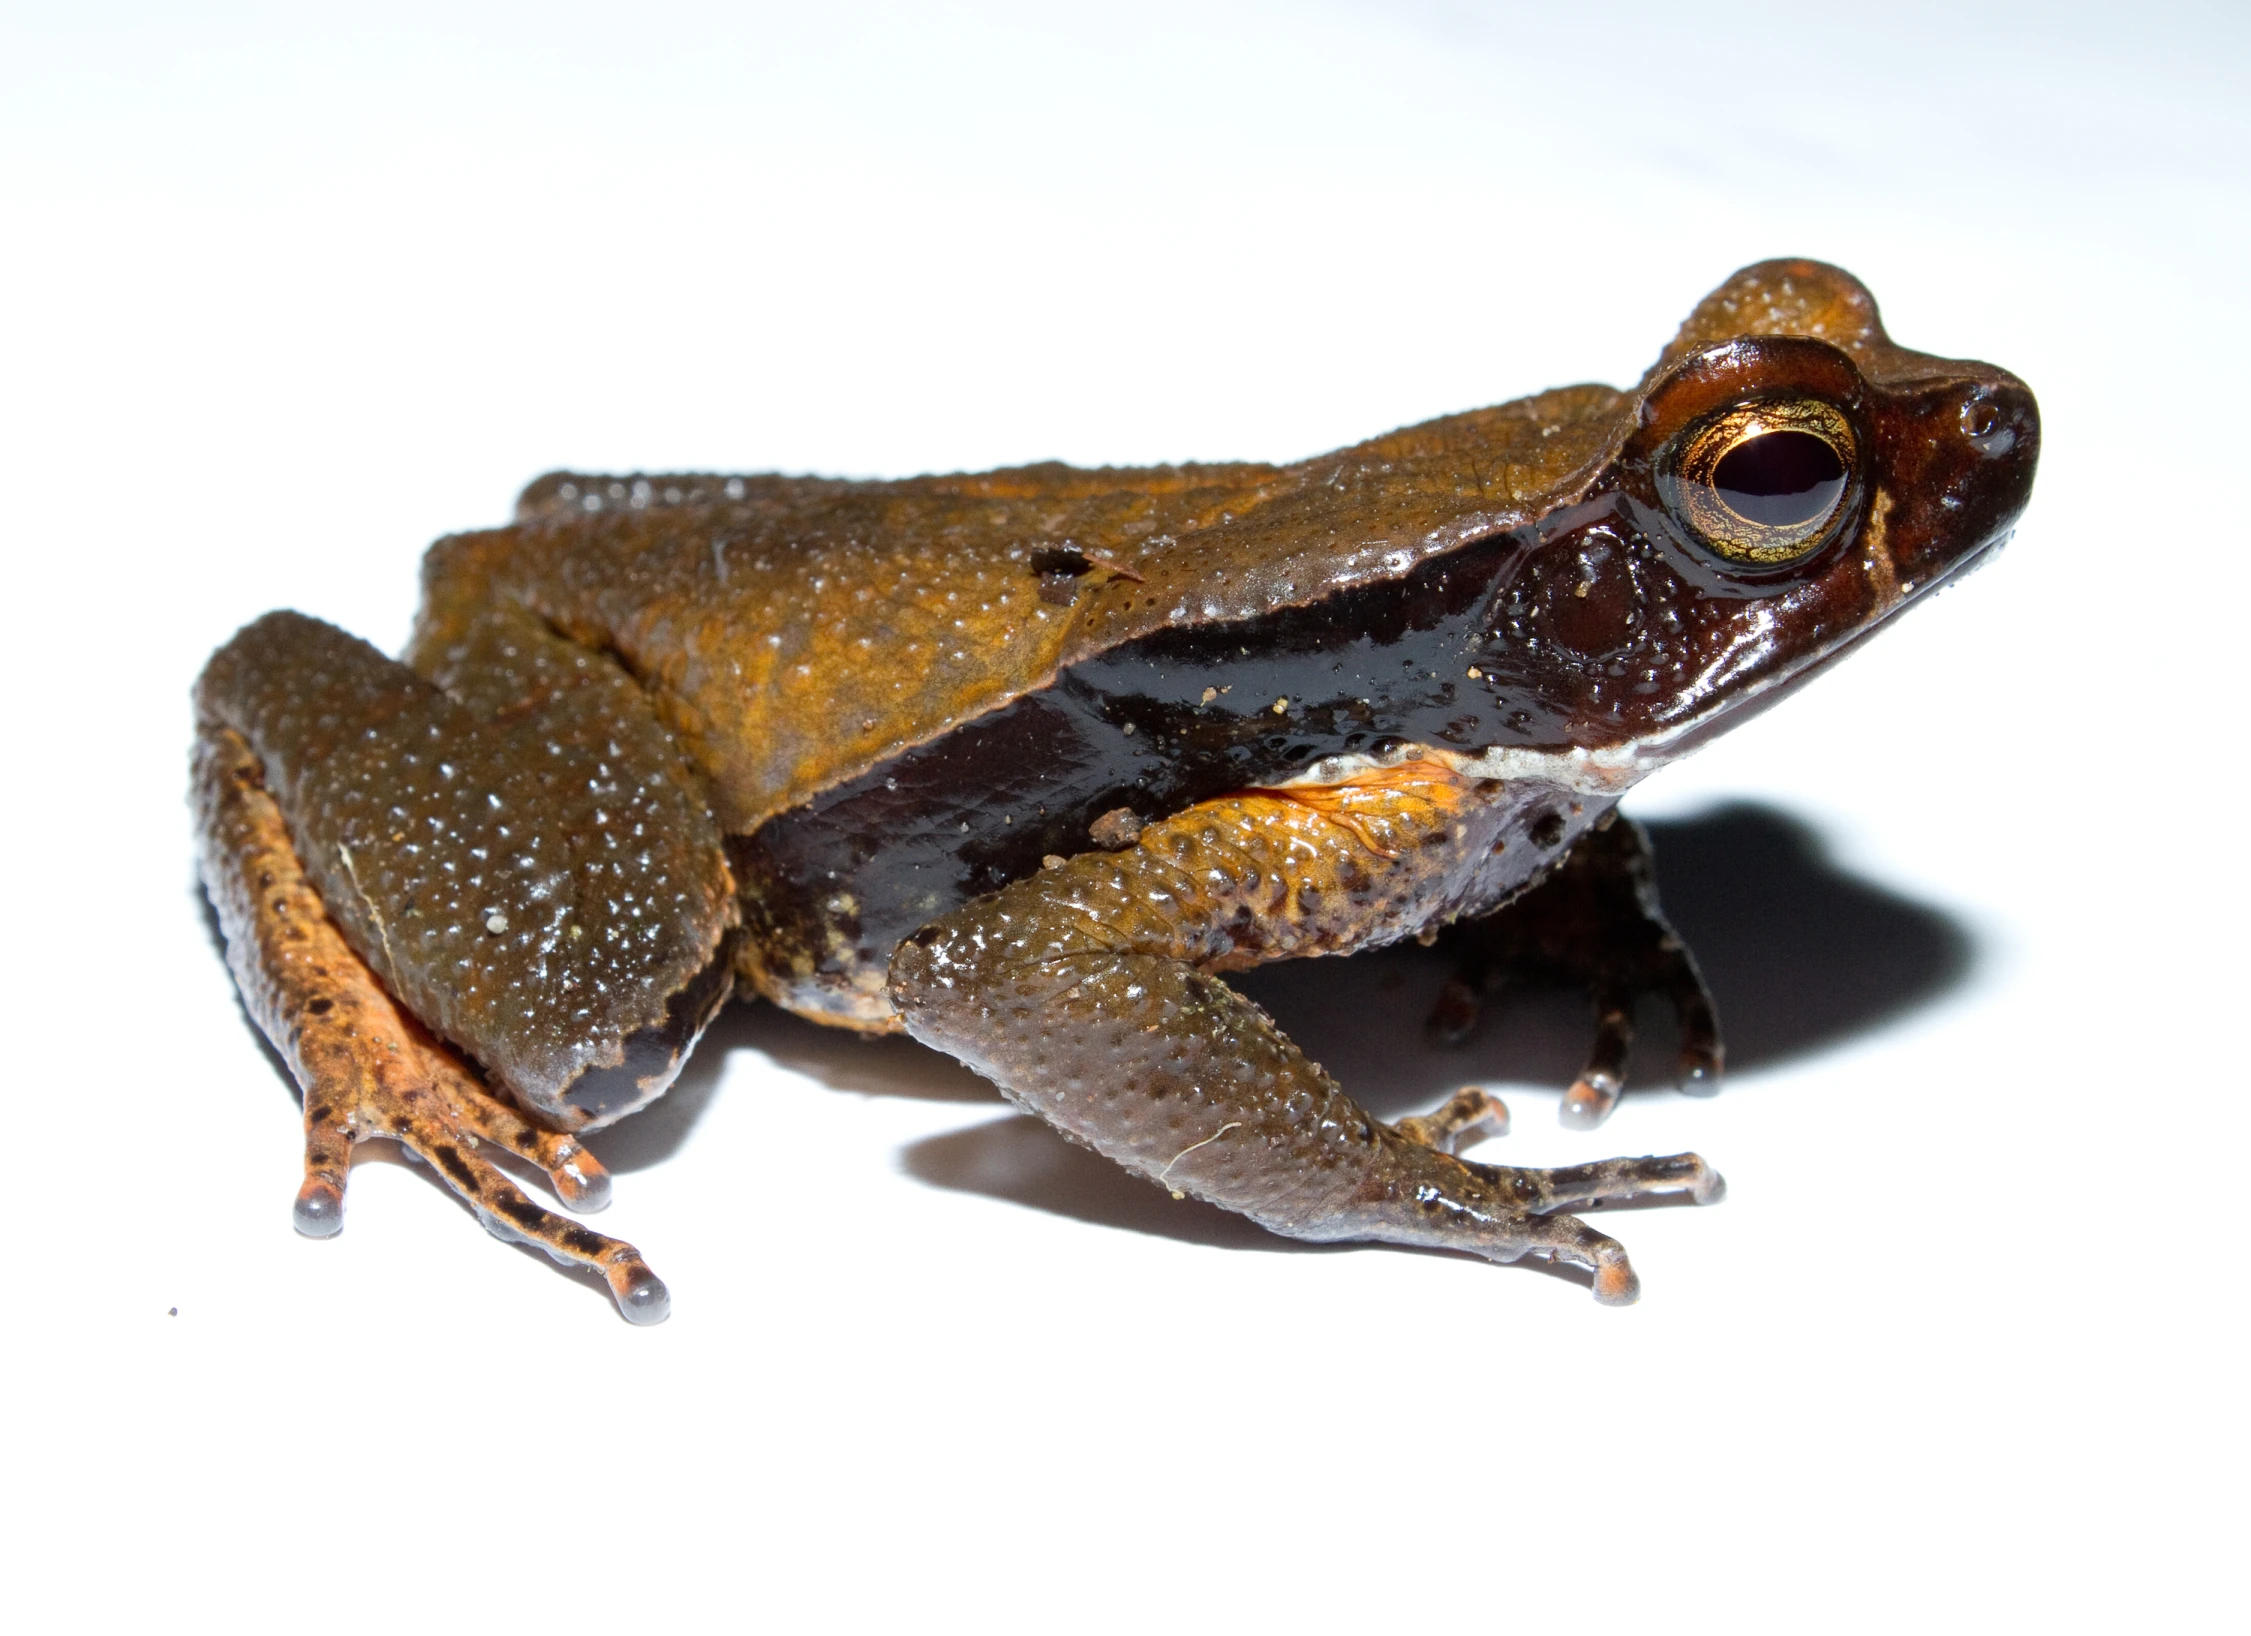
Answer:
1273, 739, 1653, 797
1436, 742, 1656, 793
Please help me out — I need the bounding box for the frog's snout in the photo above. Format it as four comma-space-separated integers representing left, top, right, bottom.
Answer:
1958, 372, 2039, 518
1958, 374, 2039, 568
1888, 370, 2039, 592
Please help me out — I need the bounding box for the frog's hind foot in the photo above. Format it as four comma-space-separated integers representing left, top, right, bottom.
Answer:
295, 1039, 666, 1323
1429, 813, 1723, 1129
195, 721, 669, 1324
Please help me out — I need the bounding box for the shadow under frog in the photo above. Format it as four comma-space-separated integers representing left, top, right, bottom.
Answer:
642, 801, 1973, 1255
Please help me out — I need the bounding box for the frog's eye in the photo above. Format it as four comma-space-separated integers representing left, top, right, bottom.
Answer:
1661, 399, 1857, 566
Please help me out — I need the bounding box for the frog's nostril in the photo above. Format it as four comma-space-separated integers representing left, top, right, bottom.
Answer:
1961, 384, 2034, 460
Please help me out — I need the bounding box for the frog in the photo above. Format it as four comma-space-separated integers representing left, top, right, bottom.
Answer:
192, 259, 2038, 1322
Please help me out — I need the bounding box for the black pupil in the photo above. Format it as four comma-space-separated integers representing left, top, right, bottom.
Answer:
1711, 429, 1846, 528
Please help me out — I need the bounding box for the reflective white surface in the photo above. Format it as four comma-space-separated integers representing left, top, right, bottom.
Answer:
6, 3, 2243, 1629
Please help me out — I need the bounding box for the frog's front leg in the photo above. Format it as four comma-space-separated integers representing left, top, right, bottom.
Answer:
1429, 813, 1723, 1129
887, 771, 1721, 1303
194, 609, 739, 1321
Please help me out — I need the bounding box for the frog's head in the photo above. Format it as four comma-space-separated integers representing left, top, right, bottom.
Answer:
1471, 259, 2037, 785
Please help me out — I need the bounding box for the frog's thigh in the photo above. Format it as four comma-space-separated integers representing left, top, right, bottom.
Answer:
888, 788, 1720, 1303
193, 720, 669, 1321
197, 610, 738, 1129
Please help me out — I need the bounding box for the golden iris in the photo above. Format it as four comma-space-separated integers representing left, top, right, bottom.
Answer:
1664, 399, 1856, 566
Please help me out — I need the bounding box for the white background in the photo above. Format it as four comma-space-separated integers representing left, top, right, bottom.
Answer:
4, 3, 2244, 1630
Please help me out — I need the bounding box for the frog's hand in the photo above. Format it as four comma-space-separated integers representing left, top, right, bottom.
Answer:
887, 780, 1721, 1303
193, 609, 738, 1319
1428, 814, 1723, 1130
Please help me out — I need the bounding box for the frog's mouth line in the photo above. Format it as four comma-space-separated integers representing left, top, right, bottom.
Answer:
1452, 520, 2015, 797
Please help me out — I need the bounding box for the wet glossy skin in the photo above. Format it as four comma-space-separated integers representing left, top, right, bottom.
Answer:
194, 259, 2038, 1319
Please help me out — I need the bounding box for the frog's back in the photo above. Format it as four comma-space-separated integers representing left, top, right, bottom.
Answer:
415, 383, 1627, 834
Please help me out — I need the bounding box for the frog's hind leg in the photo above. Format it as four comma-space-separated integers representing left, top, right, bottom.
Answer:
196, 721, 670, 1321
1430, 813, 1723, 1129
192, 606, 737, 1320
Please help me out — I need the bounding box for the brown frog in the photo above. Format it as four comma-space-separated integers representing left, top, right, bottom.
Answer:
193, 260, 2038, 1321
